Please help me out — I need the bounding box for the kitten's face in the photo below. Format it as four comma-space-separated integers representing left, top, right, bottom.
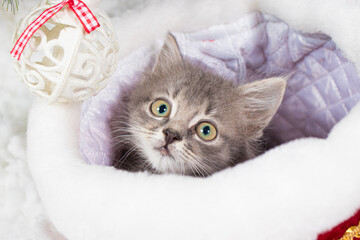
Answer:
126, 68, 249, 176
111, 33, 286, 177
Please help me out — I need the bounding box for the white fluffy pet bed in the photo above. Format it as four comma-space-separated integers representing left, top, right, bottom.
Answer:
7, 0, 360, 239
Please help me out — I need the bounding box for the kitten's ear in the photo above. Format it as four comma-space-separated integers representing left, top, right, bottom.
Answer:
152, 33, 183, 72
239, 77, 287, 139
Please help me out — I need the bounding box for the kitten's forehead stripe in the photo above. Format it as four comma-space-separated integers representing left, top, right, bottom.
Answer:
188, 111, 205, 128
172, 88, 181, 99
205, 105, 214, 116
191, 111, 200, 123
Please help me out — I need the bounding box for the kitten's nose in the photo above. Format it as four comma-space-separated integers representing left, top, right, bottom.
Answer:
163, 128, 182, 145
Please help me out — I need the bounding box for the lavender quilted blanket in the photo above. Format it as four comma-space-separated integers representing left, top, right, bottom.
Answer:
80, 11, 360, 166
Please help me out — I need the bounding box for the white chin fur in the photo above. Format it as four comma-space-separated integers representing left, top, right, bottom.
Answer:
136, 131, 181, 174
144, 146, 181, 174
149, 153, 180, 174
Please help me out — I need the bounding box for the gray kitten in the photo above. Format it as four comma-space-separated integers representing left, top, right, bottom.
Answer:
110, 33, 286, 177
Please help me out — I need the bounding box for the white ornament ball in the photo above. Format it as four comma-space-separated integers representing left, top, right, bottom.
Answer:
13, 0, 119, 103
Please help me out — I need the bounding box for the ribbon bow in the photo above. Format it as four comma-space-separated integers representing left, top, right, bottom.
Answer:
11, 0, 100, 60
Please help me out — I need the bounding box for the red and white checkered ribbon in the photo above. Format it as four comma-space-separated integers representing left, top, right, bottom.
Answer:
10, 0, 100, 60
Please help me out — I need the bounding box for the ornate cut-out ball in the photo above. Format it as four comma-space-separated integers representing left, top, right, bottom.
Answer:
12, 1, 119, 103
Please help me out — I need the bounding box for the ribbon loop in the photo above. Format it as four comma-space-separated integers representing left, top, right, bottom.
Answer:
10, 0, 100, 60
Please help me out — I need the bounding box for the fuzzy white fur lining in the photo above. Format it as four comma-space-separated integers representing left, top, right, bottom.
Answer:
2, 0, 360, 239
28, 100, 360, 240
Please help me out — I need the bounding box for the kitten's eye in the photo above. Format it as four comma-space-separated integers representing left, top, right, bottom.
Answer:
151, 99, 171, 117
196, 122, 217, 141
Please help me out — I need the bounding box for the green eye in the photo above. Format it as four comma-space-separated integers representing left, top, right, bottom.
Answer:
196, 122, 217, 141
151, 99, 171, 117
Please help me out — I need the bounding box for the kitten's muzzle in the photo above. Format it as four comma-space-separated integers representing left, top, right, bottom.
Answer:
158, 146, 171, 157
156, 128, 182, 157
163, 128, 182, 145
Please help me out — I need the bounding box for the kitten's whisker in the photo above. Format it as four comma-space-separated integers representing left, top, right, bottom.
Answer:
187, 162, 197, 176
192, 156, 213, 176
139, 160, 152, 172
110, 141, 133, 149
181, 156, 185, 175
178, 150, 206, 177
111, 128, 132, 134
112, 120, 154, 134
111, 136, 134, 142
175, 150, 185, 175
191, 157, 211, 177
183, 147, 211, 172
111, 134, 133, 139
112, 120, 133, 127
112, 126, 153, 136
110, 136, 135, 149
188, 160, 204, 177
128, 128, 155, 136
114, 146, 137, 168
182, 148, 211, 177
193, 162, 205, 178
